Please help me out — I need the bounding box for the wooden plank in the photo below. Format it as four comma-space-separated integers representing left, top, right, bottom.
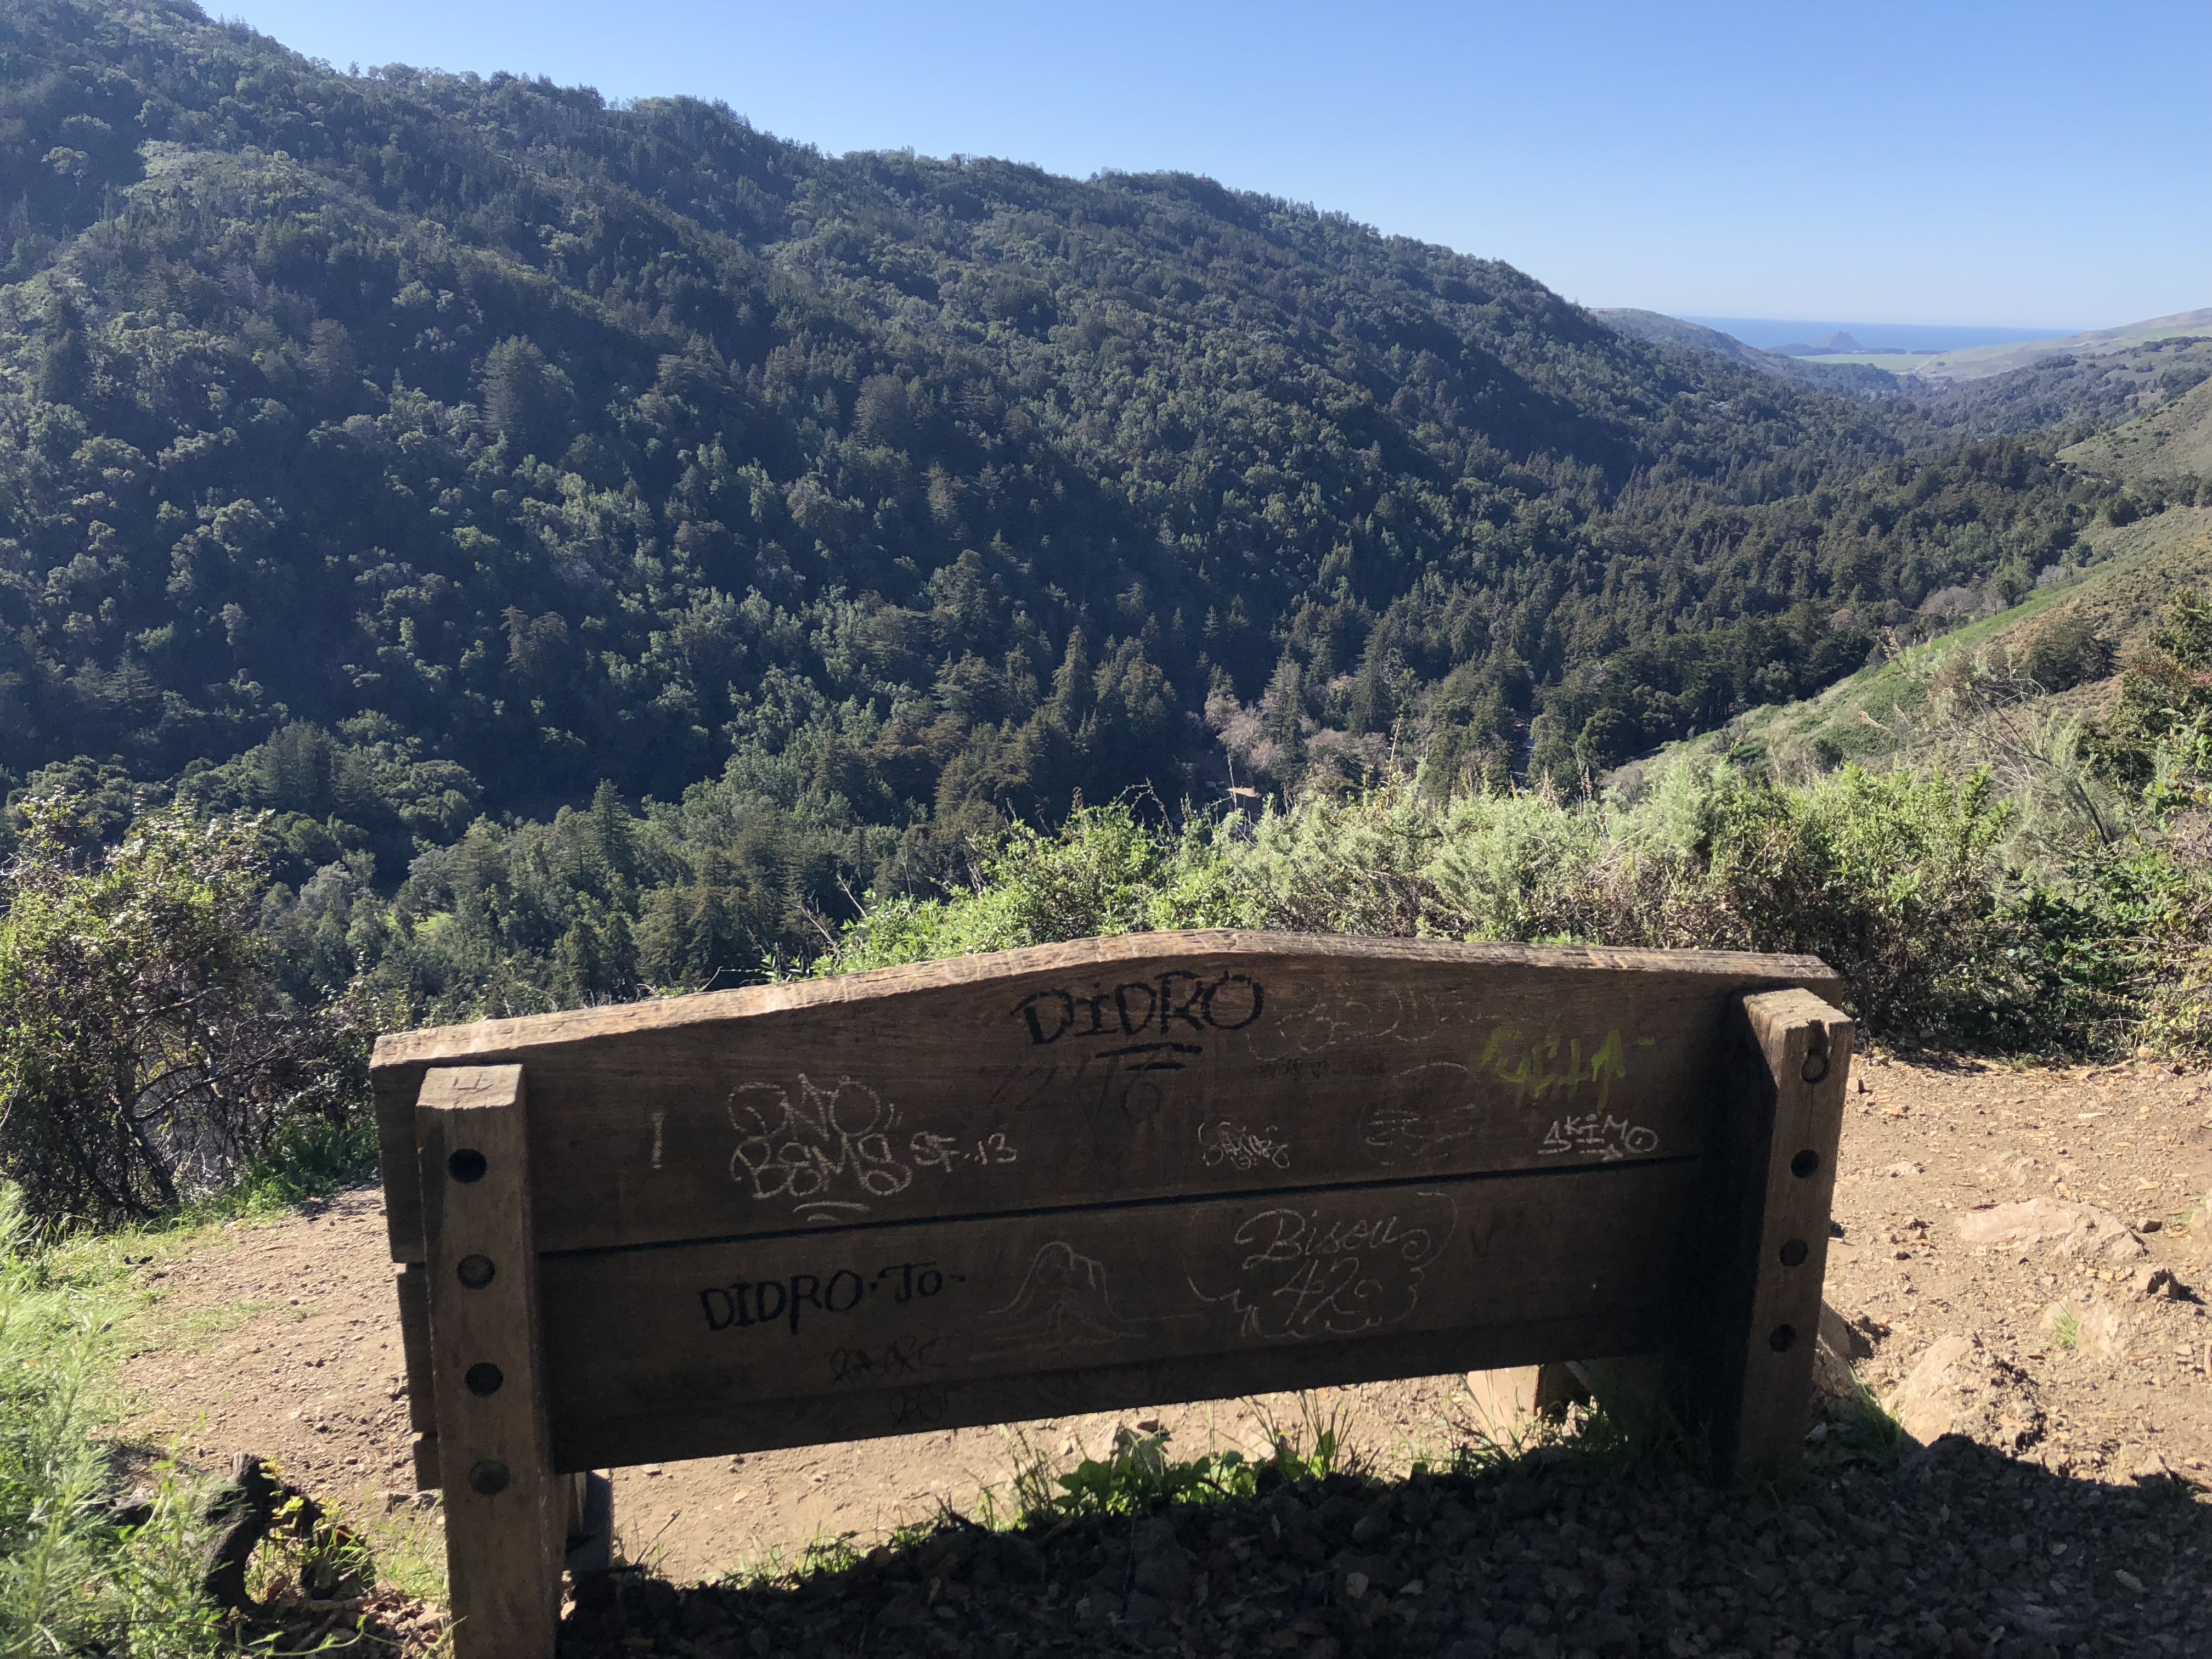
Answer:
374, 1066, 424, 1265
1462, 1362, 1583, 1441
1729, 991, 1852, 1477
1692, 990, 1852, 1480
373, 931, 1836, 1261
394, 1264, 436, 1439
558, 1311, 1669, 1471
534, 1159, 1700, 1469
416, 1066, 562, 1659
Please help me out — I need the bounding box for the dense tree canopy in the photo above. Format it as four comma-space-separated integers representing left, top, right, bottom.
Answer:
0, 0, 2172, 991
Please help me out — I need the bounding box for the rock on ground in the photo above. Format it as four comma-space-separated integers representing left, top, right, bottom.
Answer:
2038, 1293, 2130, 1360
1956, 1198, 2149, 1264
1885, 1332, 2047, 1451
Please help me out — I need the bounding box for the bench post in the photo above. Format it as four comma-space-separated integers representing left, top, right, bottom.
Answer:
1689, 988, 1852, 1481
416, 1065, 563, 1659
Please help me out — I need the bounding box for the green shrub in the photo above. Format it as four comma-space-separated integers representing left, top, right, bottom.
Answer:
185, 1119, 384, 1224
1697, 765, 2032, 1036
0, 801, 367, 1228
819, 800, 1170, 973
2019, 614, 2114, 692
812, 757, 2194, 1055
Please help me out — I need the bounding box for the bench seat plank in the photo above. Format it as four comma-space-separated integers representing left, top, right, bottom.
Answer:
537, 1158, 1699, 1469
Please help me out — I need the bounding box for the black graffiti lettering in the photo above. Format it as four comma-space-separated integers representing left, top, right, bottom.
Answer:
706, 1259, 963, 1339
1012, 968, 1268, 1063
1201, 973, 1264, 1031
701, 1281, 763, 1329
887, 1336, 934, 1373
1013, 989, 1074, 1046
889, 1384, 948, 1428
1094, 1041, 1202, 1072
830, 1336, 938, 1383
787, 1273, 822, 1334
1157, 970, 1208, 1032
754, 1277, 787, 1328
1114, 980, 1159, 1036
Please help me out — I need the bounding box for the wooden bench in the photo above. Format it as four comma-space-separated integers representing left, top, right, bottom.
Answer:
371, 932, 1853, 1658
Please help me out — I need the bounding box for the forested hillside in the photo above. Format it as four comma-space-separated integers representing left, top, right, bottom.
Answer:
1921, 335, 2212, 439
0, 0, 2188, 993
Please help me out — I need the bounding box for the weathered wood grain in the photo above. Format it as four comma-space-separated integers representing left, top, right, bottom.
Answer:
1728, 990, 1852, 1477
557, 1310, 1672, 1472
1687, 990, 1852, 1480
373, 932, 1837, 1262
416, 1067, 562, 1659
533, 1158, 1699, 1469
394, 1263, 435, 1437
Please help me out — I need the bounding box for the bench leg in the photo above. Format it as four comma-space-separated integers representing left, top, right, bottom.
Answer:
417, 1065, 563, 1659
1689, 989, 1851, 1482
1464, 1362, 1582, 1440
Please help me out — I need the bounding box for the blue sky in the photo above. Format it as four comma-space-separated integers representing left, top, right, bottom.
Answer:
225, 0, 2209, 332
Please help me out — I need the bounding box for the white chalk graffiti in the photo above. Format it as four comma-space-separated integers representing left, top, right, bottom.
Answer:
911, 1131, 1018, 1172
978, 1241, 1150, 1355
727, 1077, 1018, 1222
1191, 1197, 1454, 1341
1538, 1114, 1658, 1160
1198, 1119, 1291, 1172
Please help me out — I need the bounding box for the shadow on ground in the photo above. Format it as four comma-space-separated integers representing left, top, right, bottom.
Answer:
555, 1437, 2206, 1659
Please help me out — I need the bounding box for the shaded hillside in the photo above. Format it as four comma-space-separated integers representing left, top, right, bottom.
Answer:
1596, 310, 2212, 444
0, 0, 2146, 933
1919, 335, 2212, 438
1624, 505, 2212, 782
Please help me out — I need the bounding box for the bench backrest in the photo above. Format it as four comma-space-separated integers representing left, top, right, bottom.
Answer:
373, 930, 1852, 1658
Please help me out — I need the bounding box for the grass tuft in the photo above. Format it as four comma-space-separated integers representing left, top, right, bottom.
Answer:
0, 1182, 223, 1656
177, 1118, 382, 1226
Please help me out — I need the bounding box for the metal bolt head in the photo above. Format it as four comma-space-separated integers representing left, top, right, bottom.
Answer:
456, 1254, 495, 1290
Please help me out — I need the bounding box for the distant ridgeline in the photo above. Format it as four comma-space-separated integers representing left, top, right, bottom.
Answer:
0, 4, 2182, 943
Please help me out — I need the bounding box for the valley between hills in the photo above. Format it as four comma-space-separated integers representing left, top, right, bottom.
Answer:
4, 3, 2212, 1657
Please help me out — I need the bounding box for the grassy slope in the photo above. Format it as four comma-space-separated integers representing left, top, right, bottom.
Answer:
1814, 307, 2212, 380
2061, 375, 2212, 483
1618, 504, 2212, 781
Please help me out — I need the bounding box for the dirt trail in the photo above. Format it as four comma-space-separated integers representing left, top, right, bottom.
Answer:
115, 1053, 2212, 1585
